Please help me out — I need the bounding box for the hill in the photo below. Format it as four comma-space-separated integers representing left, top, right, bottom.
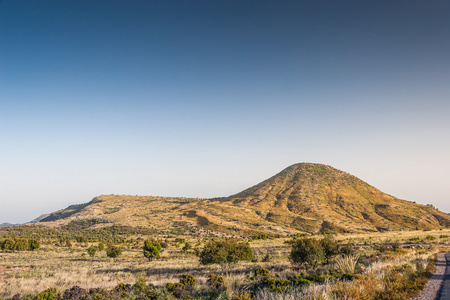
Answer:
35, 163, 450, 236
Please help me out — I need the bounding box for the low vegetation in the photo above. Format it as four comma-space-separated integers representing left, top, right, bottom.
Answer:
199, 239, 254, 265
0, 228, 447, 299
0, 238, 40, 251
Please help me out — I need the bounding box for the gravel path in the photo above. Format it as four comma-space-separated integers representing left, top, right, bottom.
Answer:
411, 252, 449, 300
440, 253, 450, 299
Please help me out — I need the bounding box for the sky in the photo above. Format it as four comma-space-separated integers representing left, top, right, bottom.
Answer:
1, 0, 449, 224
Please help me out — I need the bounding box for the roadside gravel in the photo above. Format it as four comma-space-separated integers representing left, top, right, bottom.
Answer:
411, 252, 448, 300
440, 253, 450, 299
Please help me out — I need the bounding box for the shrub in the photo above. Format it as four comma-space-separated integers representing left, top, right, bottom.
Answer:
143, 239, 161, 261
254, 266, 271, 277
199, 239, 254, 265
321, 235, 338, 262
182, 242, 192, 254
290, 237, 324, 266
133, 276, 148, 293
206, 274, 224, 289
0, 238, 40, 251
87, 246, 97, 257
2, 238, 15, 250
97, 242, 105, 251
14, 238, 29, 251
180, 274, 196, 286
340, 243, 354, 255
106, 245, 122, 258
28, 239, 40, 251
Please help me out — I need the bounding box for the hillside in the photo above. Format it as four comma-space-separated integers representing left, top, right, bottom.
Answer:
216, 163, 450, 233
35, 163, 450, 236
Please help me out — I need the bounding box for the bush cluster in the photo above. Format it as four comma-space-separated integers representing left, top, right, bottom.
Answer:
290, 235, 348, 265
249, 266, 354, 294
0, 238, 40, 251
106, 245, 122, 258
143, 239, 161, 261
199, 239, 254, 265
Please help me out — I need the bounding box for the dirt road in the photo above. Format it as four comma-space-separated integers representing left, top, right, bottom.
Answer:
412, 252, 449, 300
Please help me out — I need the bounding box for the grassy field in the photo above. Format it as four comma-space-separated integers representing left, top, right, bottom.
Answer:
1, 228, 449, 299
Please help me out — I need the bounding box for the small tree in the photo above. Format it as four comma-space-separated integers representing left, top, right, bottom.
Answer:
87, 246, 97, 257
106, 245, 122, 258
290, 237, 324, 266
143, 239, 161, 261
199, 239, 254, 265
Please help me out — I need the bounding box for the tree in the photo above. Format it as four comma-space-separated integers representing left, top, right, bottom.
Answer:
321, 235, 338, 262
143, 239, 161, 261
106, 245, 122, 258
290, 237, 324, 266
87, 246, 97, 257
199, 239, 254, 265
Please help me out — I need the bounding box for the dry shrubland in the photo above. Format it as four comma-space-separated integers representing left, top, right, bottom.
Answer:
0, 228, 448, 299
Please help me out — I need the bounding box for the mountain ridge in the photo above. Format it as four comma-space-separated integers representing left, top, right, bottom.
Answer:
34, 163, 450, 236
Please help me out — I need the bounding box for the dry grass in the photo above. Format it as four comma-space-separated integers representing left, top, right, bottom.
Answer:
0, 230, 447, 299
334, 228, 450, 245
0, 248, 197, 297
0, 243, 292, 298
334, 255, 359, 274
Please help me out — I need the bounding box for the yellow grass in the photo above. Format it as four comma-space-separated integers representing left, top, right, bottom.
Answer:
1, 229, 448, 298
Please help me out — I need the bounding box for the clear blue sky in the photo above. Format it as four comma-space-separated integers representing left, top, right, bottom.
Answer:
1, 0, 449, 223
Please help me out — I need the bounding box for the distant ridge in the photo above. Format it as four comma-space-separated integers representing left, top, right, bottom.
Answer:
30, 163, 450, 236
0, 223, 18, 228
29, 214, 51, 223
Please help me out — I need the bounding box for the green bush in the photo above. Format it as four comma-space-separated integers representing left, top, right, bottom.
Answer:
199, 239, 254, 265
254, 266, 271, 277
87, 246, 97, 257
1, 238, 15, 250
106, 245, 122, 258
98, 242, 105, 251
180, 274, 196, 286
143, 239, 161, 261
14, 238, 29, 251
321, 235, 338, 262
290, 237, 324, 266
29, 239, 40, 251
0, 238, 41, 251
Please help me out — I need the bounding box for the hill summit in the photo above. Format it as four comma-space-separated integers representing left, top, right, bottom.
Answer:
37, 163, 449, 236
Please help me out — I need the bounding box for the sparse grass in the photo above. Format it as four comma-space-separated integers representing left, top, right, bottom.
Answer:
0, 231, 446, 299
